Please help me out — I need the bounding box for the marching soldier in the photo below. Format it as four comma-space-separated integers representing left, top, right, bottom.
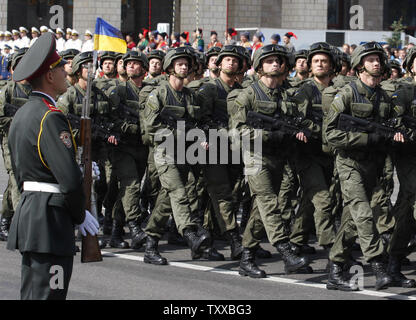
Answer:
56, 51, 118, 245
59, 49, 80, 87
289, 42, 338, 255
6, 32, 98, 300
142, 47, 211, 264
0, 48, 31, 241
107, 51, 149, 249
324, 42, 404, 291
229, 44, 311, 278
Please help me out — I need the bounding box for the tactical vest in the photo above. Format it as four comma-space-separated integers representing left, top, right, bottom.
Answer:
211, 79, 230, 128
71, 85, 111, 118
10, 82, 31, 107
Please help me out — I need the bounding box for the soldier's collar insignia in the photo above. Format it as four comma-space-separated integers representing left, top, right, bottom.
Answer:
42, 98, 61, 112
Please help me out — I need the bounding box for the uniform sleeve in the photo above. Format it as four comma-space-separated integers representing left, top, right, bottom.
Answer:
143, 88, 166, 146
0, 84, 13, 132
324, 89, 368, 150
39, 111, 85, 224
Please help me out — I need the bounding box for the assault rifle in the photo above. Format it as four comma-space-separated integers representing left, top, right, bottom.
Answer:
337, 113, 398, 140
246, 110, 312, 138
160, 108, 198, 130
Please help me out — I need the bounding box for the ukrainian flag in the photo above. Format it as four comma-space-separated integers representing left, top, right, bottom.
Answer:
94, 17, 127, 53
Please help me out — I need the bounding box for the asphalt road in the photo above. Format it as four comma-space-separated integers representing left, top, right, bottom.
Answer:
0, 156, 415, 303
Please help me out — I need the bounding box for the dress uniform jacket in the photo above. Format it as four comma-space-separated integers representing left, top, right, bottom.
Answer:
7, 92, 85, 256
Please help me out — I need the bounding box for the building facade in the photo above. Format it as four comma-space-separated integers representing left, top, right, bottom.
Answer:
1, 0, 414, 46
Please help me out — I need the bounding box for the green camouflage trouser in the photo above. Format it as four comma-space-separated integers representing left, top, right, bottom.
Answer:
111, 145, 148, 223
242, 154, 287, 247
291, 153, 336, 247
329, 153, 385, 264
2, 134, 20, 213
388, 154, 416, 258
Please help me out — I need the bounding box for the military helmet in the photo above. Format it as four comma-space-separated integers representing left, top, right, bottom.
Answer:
146, 49, 166, 62
59, 48, 80, 60
330, 46, 343, 73
163, 46, 194, 72
71, 51, 93, 75
252, 44, 289, 71
307, 42, 336, 68
403, 47, 416, 73
99, 51, 117, 68
206, 46, 221, 59
389, 59, 403, 76
9, 47, 28, 71
122, 51, 149, 70
215, 45, 244, 69
350, 42, 387, 71
114, 52, 124, 66
294, 49, 309, 61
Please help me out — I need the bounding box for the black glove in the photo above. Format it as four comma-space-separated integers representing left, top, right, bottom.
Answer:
367, 133, 382, 146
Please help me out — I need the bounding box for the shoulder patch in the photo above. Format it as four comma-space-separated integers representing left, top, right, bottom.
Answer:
59, 131, 72, 148
42, 98, 61, 112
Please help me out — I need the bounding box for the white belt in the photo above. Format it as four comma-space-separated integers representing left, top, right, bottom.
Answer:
23, 181, 61, 193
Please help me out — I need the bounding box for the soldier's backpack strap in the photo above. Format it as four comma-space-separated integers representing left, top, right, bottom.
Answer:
310, 82, 322, 105
251, 81, 270, 101
214, 78, 228, 100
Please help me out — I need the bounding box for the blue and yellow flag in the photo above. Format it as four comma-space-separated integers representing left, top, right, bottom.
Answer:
94, 17, 127, 53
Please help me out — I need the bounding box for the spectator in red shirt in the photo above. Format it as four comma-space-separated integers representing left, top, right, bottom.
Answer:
126, 33, 136, 50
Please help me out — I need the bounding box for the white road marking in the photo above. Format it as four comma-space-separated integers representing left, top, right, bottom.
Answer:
101, 251, 416, 300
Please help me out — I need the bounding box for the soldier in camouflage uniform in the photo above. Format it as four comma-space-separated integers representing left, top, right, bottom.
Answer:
142, 47, 211, 264
195, 45, 247, 260
56, 51, 119, 247
229, 44, 311, 278
59, 49, 80, 87
0, 48, 31, 241
288, 49, 309, 86
289, 43, 338, 254
325, 42, 404, 291
107, 51, 150, 249
383, 47, 416, 288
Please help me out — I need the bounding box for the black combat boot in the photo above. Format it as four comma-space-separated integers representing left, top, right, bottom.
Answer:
239, 247, 266, 278
128, 219, 147, 249
275, 241, 310, 274
109, 220, 129, 249
199, 247, 225, 261
388, 256, 416, 288
290, 242, 316, 255
0, 217, 11, 241
326, 261, 359, 291
167, 219, 187, 246
183, 227, 211, 259
144, 235, 167, 265
370, 257, 392, 290
254, 245, 272, 259
102, 209, 113, 236
226, 229, 244, 260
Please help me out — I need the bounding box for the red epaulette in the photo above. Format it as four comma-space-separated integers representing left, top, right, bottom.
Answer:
42, 98, 61, 112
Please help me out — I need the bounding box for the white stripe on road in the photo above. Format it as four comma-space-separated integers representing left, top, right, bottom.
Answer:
101, 251, 416, 300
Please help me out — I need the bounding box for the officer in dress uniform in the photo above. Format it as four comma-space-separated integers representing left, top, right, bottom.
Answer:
6, 33, 99, 300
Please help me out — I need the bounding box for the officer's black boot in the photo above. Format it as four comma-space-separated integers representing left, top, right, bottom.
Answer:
388, 256, 416, 288
109, 220, 129, 249
239, 247, 266, 278
102, 209, 113, 236
128, 219, 147, 249
0, 217, 11, 241
144, 235, 167, 265
254, 245, 272, 259
275, 241, 310, 274
226, 229, 244, 260
167, 219, 187, 246
183, 227, 211, 259
370, 256, 392, 290
326, 261, 359, 291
